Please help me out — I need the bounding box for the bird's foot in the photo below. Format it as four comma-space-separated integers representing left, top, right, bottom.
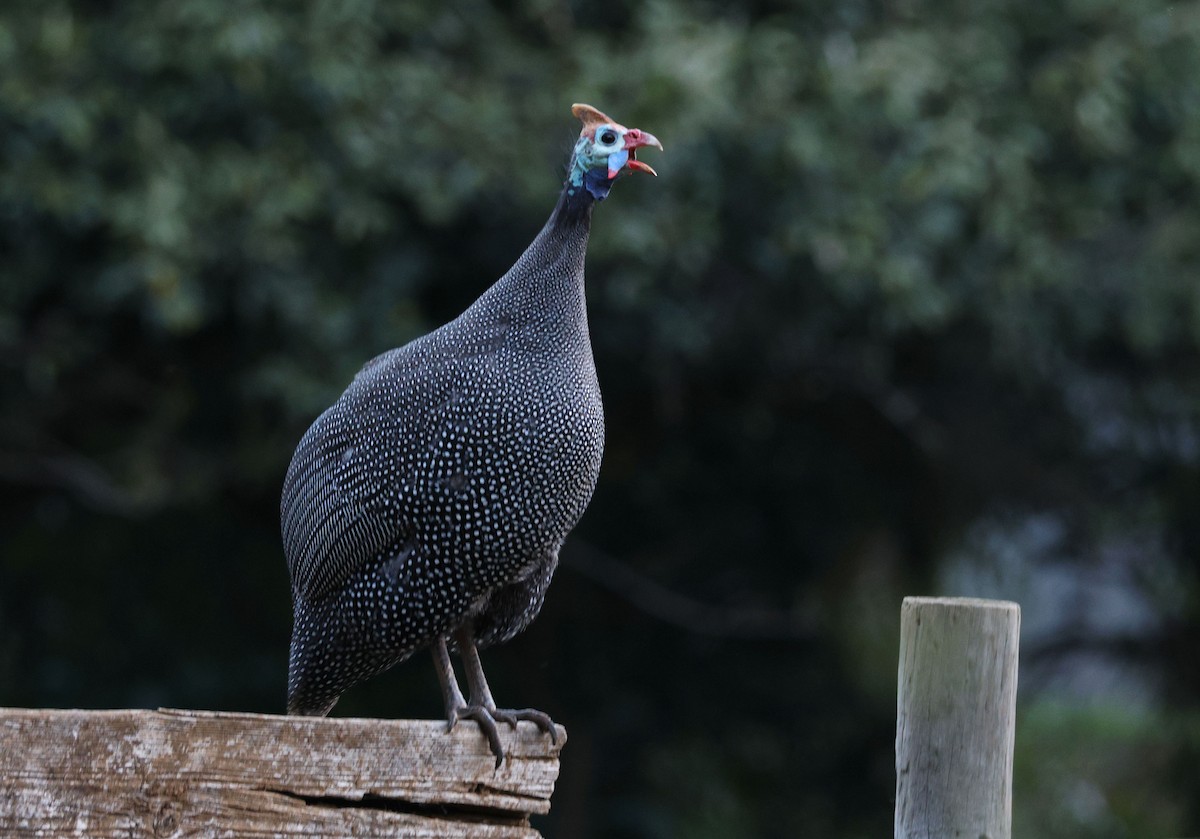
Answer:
448, 704, 557, 768
450, 704, 507, 768
491, 707, 558, 744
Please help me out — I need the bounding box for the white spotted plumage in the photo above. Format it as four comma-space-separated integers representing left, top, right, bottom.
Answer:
281, 186, 605, 716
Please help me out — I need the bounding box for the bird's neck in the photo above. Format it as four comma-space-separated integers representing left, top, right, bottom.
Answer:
548, 179, 597, 233
471, 184, 595, 335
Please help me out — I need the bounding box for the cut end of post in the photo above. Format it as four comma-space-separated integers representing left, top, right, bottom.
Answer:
902, 595, 1020, 612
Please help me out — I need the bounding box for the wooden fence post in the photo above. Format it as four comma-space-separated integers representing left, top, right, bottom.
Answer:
0, 708, 565, 837
895, 596, 1020, 839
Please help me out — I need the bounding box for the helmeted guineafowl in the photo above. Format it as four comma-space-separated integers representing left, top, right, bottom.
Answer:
281, 103, 661, 764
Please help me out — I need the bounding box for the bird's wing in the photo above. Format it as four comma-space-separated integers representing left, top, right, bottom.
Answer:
281, 345, 439, 603
281, 313, 513, 604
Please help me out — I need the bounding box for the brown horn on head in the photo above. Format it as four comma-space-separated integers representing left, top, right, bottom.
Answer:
572, 103, 620, 135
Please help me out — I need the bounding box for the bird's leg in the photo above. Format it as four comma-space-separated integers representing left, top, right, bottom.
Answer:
434, 636, 507, 766
431, 638, 467, 728
433, 627, 506, 766
454, 625, 558, 745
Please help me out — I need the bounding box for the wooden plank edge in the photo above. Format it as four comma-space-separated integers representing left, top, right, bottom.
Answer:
1, 708, 566, 830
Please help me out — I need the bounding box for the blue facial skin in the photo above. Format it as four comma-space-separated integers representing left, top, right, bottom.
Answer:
582, 166, 615, 201
567, 130, 625, 201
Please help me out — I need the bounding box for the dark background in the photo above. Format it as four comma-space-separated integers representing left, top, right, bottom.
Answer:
2, 0, 1198, 836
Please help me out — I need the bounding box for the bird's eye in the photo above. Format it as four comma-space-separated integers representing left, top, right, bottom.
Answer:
599, 129, 617, 145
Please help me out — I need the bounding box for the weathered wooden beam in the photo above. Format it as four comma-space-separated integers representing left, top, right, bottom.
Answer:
895, 596, 1020, 839
0, 707, 565, 838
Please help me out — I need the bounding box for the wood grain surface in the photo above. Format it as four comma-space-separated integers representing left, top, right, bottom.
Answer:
0, 707, 566, 837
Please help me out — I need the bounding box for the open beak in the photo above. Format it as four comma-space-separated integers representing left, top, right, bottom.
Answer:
622, 128, 663, 177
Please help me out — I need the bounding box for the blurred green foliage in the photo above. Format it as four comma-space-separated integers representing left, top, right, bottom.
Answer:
2, 0, 1199, 836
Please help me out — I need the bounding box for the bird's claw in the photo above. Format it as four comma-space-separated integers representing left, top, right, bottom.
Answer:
452, 705, 507, 768
447, 705, 558, 767
495, 707, 557, 744
489, 707, 520, 729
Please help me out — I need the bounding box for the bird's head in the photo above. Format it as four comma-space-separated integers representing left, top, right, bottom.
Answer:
567, 103, 663, 202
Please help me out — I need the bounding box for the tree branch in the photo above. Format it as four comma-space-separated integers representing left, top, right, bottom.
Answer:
562, 541, 817, 642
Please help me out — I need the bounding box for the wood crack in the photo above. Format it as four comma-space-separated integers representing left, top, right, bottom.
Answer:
259, 787, 530, 827
1, 709, 561, 836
